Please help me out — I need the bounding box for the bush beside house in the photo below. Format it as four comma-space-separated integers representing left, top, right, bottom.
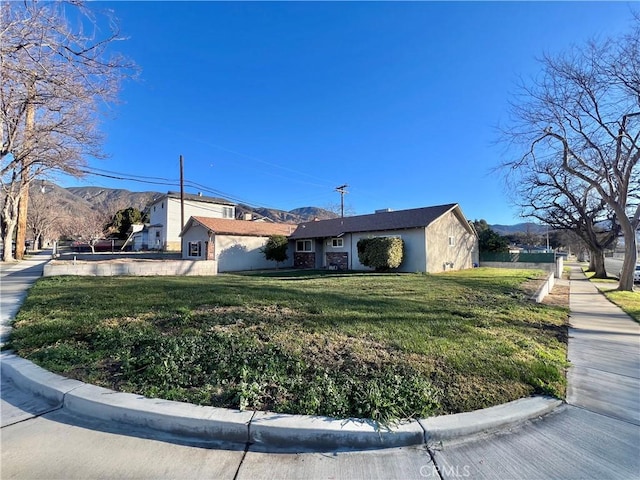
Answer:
357, 237, 404, 271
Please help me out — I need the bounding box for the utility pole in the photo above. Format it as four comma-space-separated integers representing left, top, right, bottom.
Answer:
180, 155, 185, 232
179, 154, 186, 255
15, 81, 36, 260
335, 184, 348, 218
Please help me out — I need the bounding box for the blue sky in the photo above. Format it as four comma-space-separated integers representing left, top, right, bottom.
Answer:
60, 1, 635, 225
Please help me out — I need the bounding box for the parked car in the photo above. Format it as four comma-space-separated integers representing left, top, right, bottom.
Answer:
618, 265, 640, 283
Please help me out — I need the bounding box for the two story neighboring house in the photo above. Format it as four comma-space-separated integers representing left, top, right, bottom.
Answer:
289, 203, 478, 273
148, 191, 236, 251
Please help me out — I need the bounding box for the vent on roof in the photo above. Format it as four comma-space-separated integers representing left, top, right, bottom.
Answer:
375, 208, 393, 213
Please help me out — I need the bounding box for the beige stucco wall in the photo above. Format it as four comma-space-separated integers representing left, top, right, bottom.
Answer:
181, 223, 210, 260
425, 210, 478, 273
181, 224, 294, 272
350, 229, 427, 272
216, 234, 293, 272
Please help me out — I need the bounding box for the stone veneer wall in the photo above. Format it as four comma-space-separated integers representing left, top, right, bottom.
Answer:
43, 260, 218, 277
326, 252, 348, 270
294, 252, 315, 269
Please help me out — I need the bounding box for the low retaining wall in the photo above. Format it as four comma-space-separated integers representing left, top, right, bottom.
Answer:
480, 261, 555, 273
480, 257, 564, 278
530, 272, 555, 303
43, 260, 218, 277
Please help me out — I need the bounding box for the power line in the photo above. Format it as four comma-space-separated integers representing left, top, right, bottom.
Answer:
167, 129, 338, 189
78, 166, 285, 211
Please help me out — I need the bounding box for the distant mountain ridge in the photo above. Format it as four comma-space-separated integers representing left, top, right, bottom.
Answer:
490, 223, 548, 235
47, 184, 537, 231
61, 185, 337, 224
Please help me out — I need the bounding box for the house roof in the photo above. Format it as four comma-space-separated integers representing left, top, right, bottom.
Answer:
181, 216, 297, 238
149, 191, 236, 207
289, 203, 472, 239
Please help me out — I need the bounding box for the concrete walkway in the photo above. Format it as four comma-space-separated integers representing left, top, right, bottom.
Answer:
0, 252, 50, 346
1, 261, 639, 478
432, 266, 639, 479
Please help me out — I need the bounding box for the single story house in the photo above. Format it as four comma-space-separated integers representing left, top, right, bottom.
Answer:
180, 216, 296, 272
288, 203, 478, 273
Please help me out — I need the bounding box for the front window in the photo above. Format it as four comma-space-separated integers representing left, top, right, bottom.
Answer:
331, 238, 343, 248
448, 236, 456, 247
223, 206, 234, 218
296, 240, 313, 252
188, 241, 201, 257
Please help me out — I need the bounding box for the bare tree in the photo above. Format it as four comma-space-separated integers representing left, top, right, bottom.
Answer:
0, 1, 135, 261
324, 202, 356, 218
27, 183, 66, 249
60, 209, 109, 254
508, 158, 619, 277
501, 16, 640, 290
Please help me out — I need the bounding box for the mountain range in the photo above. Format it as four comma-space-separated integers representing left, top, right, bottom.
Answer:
41, 183, 338, 224
38, 183, 541, 232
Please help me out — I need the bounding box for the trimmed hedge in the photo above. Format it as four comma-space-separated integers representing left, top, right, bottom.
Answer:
357, 237, 404, 270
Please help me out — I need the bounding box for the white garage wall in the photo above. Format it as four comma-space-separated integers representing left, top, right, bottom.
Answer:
216, 235, 294, 272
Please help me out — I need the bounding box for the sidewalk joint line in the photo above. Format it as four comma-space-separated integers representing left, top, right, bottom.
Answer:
569, 364, 640, 381
565, 403, 640, 427
425, 442, 444, 480
1, 404, 63, 428
232, 438, 252, 480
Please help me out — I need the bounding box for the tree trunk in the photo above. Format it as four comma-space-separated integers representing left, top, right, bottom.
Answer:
589, 249, 608, 279
618, 220, 638, 291
1, 220, 17, 262
15, 183, 29, 260
1, 191, 19, 262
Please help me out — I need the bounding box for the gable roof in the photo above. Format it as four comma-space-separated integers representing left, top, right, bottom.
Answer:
149, 191, 235, 207
181, 216, 296, 238
289, 203, 472, 239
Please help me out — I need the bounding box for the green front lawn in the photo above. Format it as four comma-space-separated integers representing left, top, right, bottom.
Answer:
8, 268, 569, 423
602, 290, 640, 323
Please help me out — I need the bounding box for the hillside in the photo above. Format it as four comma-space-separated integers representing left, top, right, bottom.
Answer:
66, 187, 159, 214
59, 185, 337, 224
490, 223, 547, 235
41, 184, 539, 230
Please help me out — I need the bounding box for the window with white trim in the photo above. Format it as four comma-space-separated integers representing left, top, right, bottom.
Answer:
296, 240, 313, 252
223, 206, 234, 218
331, 238, 343, 248
448, 236, 456, 247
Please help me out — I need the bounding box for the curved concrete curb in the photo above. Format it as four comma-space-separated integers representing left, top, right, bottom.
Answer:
1, 352, 562, 450
419, 396, 562, 442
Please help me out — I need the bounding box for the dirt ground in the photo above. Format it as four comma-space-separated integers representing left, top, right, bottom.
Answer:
541, 283, 570, 307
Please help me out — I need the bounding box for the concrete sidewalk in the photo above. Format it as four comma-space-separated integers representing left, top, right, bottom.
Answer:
567, 269, 640, 425
0, 252, 50, 346
432, 265, 639, 479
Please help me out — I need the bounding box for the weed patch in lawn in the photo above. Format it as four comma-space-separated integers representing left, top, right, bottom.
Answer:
8, 268, 569, 423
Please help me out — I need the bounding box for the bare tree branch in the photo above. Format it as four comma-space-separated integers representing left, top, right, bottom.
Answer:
499, 15, 640, 290
0, 0, 137, 261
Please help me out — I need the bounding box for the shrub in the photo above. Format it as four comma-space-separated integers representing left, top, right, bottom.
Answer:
357, 237, 404, 271
261, 235, 289, 266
